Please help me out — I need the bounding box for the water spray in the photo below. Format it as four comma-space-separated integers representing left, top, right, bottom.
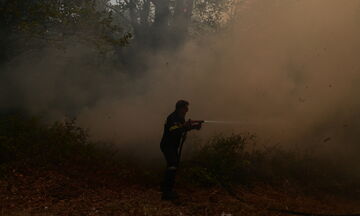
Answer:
203, 120, 243, 124
190, 120, 242, 124
189, 120, 243, 126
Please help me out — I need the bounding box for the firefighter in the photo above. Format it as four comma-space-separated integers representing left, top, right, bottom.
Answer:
160, 100, 202, 200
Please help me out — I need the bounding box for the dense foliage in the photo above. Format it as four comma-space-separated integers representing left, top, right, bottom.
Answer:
0, 0, 238, 67
0, 0, 131, 64
0, 115, 131, 175
181, 133, 360, 197
0, 116, 359, 198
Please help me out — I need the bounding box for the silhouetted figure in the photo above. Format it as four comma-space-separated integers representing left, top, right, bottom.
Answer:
160, 100, 202, 200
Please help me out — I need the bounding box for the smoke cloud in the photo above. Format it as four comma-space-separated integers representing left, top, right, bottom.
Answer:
2, 0, 360, 159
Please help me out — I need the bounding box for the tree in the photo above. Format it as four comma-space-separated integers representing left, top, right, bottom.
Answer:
0, 0, 131, 64
103, 0, 238, 75
108, 0, 237, 50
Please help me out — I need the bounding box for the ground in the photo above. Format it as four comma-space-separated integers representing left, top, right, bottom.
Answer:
1, 166, 359, 216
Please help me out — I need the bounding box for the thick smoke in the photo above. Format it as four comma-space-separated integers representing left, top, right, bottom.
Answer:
2, 0, 360, 159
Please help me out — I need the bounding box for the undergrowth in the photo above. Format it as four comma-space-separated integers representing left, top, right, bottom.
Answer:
0, 115, 359, 198
181, 133, 360, 198
0, 115, 133, 178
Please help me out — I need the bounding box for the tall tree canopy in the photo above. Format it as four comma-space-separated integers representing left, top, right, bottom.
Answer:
0, 0, 239, 73
0, 0, 131, 64
109, 0, 237, 49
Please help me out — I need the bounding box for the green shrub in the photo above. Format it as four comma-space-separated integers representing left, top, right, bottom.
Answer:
182, 134, 256, 186
182, 133, 360, 196
0, 115, 95, 166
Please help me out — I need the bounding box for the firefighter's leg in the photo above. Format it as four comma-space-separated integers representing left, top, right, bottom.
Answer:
161, 147, 179, 200
162, 166, 177, 191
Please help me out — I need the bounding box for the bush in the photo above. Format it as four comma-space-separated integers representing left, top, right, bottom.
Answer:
182, 133, 256, 186
182, 133, 360, 196
0, 114, 119, 171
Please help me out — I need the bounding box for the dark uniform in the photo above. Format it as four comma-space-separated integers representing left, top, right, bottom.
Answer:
160, 111, 187, 196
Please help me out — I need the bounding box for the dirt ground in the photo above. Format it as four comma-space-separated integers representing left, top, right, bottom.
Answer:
1, 167, 359, 216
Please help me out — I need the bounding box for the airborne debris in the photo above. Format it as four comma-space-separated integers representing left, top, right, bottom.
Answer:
323, 137, 331, 143
298, 97, 306, 103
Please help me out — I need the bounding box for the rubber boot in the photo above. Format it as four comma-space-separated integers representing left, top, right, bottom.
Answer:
161, 169, 178, 200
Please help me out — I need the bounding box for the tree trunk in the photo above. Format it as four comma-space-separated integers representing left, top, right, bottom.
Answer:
173, 0, 193, 45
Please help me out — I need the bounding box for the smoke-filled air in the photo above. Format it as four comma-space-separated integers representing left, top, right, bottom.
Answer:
1, 0, 360, 214
3, 0, 360, 154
